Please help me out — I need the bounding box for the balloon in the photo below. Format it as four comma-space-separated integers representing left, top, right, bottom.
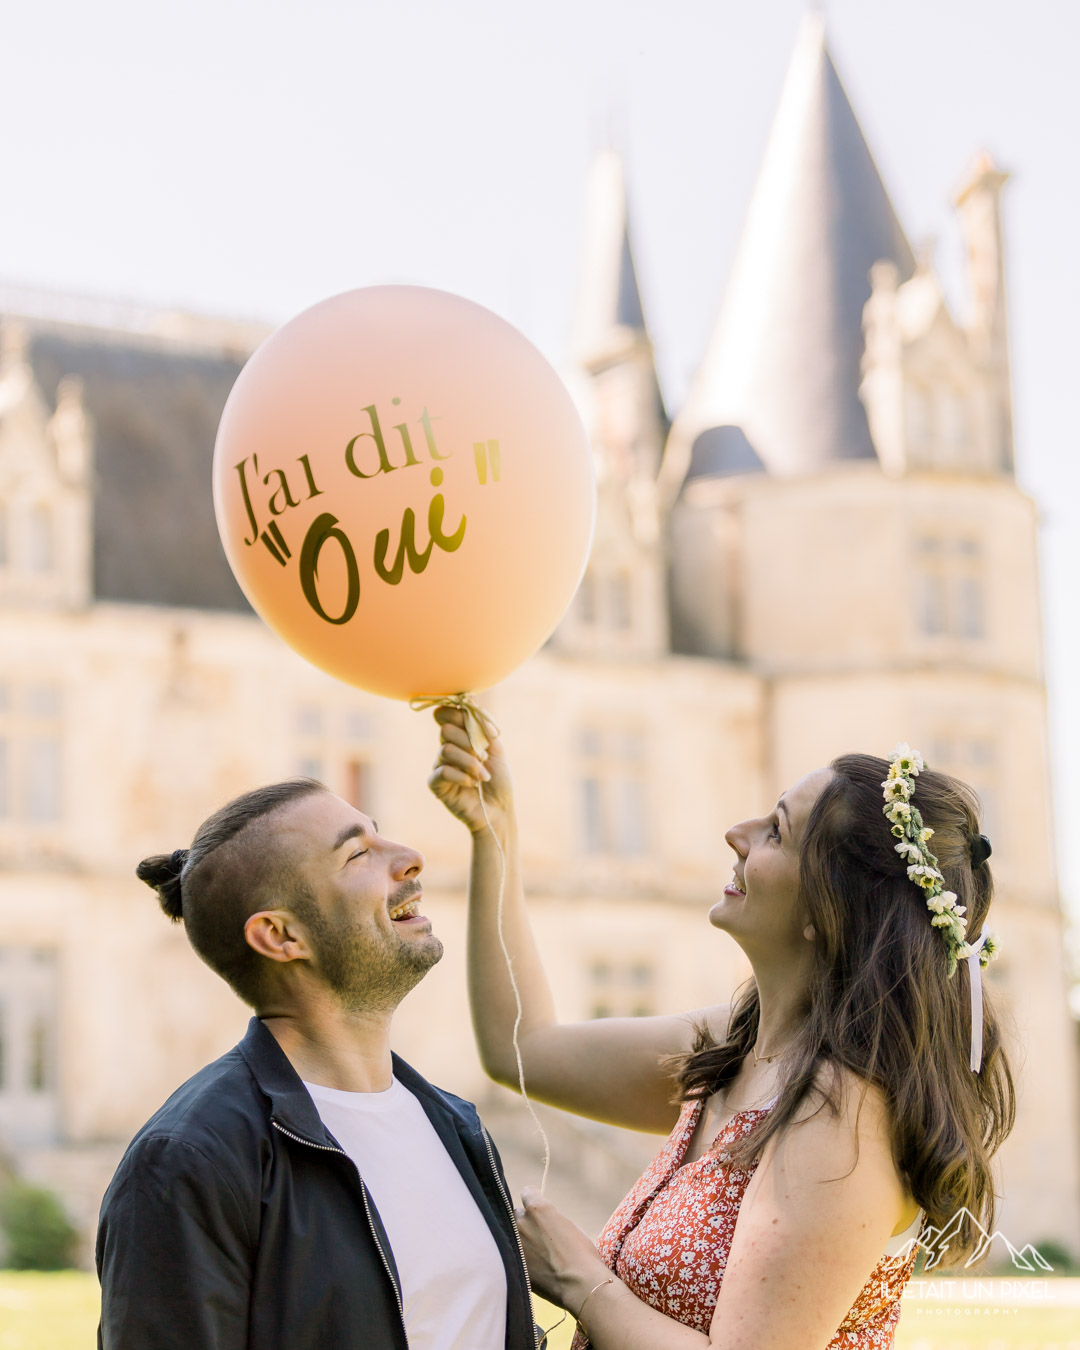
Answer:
212, 286, 596, 700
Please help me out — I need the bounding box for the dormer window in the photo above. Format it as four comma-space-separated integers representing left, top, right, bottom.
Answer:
26, 504, 54, 574
577, 570, 597, 625
575, 566, 634, 634
913, 532, 985, 641
611, 572, 633, 630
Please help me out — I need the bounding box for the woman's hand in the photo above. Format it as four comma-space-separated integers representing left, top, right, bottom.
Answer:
515, 1186, 612, 1312
427, 705, 514, 835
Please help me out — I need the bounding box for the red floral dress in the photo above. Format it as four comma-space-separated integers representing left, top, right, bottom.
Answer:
570, 1098, 925, 1349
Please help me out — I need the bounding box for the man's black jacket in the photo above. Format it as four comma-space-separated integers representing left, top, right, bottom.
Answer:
97, 1017, 539, 1349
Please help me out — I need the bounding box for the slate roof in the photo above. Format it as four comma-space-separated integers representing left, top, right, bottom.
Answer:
670, 14, 915, 485
26, 324, 253, 612
615, 226, 646, 333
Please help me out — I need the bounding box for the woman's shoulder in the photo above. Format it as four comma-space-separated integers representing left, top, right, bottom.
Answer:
789, 1061, 897, 1146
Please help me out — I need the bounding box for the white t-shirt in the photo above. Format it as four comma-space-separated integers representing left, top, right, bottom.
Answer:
303, 1076, 507, 1350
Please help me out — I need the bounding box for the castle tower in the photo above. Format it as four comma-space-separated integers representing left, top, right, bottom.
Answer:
664, 13, 1080, 1254
556, 148, 668, 659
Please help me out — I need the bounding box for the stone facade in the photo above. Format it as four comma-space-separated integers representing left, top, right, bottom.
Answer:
0, 16, 1076, 1269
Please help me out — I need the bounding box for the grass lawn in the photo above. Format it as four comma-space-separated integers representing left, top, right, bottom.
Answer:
1, 1274, 1076, 1349
894, 1301, 1080, 1348
0, 1272, 100, 1350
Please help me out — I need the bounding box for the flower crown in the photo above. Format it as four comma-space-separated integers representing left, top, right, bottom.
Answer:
882, 744, 1001, 979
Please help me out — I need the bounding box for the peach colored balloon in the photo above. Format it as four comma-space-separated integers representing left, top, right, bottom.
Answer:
213, 286, 595, 700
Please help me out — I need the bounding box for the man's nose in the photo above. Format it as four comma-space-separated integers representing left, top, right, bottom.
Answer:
389, 843, 424, 879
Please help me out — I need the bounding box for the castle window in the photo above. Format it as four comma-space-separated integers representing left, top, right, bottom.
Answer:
578, 725, 648, 857
294, 703, 377, 814
26, 504, 54, 574
24, 683, 63, 823
927, 735, 998, 840
344, 758, 373, 812
26, 738, 61, 822
913, 533, 985, 640
0, 684, 8, 818
295, 705, 323, 738
0, 682, 63, 825
587, 955, 656, 1019
0, 947, 60, 1145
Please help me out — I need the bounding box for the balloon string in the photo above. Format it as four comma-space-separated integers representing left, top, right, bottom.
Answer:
540, 1307, 569, 1341
411, 693, 552, 1193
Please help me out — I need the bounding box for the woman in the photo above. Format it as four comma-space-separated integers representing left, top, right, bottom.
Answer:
429, 711, 1015, 1349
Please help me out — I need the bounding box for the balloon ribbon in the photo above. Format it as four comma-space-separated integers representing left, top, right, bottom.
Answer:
410, 692, 551, 1192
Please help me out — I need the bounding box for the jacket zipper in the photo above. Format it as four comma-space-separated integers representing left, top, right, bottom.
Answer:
271, 1119, 409, 1346
482, 1124, 540, 1350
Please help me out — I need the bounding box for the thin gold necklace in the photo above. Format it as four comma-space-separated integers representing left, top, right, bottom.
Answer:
751, 1043, 783, 1064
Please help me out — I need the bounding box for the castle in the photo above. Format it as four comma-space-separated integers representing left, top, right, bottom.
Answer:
0, 15, 1076, 1262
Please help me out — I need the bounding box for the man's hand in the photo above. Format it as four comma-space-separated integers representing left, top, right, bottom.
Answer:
427, 706, 514, 835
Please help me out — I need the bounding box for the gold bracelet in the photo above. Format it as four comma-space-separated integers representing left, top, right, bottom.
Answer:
575, 1276, 615, 1333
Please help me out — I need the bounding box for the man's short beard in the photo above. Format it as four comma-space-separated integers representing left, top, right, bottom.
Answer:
297, 889, 443, 1014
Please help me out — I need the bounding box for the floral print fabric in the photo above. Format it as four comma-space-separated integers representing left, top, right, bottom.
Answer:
570, 1098, 924, 1349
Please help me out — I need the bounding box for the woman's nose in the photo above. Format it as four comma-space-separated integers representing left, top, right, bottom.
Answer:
725, 822, 749, 856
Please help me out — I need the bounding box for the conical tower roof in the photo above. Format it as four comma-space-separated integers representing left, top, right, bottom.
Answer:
665, 14, 915, 490
571, 148, 651, 367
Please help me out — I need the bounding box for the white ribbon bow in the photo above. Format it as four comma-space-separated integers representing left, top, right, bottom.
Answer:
967, 932, 990, 1073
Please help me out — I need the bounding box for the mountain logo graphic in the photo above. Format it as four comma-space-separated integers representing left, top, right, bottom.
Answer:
883, 1207, 1055, 1273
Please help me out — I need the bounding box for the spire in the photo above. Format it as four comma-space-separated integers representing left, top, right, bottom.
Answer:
571, 148, 650, 370
664, 13, 915, 491
954, 151, 1013, 471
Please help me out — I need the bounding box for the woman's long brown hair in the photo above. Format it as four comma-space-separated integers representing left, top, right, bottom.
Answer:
671, 754, 1016, 1266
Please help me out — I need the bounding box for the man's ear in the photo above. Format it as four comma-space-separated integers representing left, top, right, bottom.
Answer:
244, 911, 312, 964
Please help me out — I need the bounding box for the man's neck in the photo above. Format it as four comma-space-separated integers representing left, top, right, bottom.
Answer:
261, 1003, 396, 1093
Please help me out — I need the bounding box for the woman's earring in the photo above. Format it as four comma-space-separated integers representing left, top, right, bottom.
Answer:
803, 923, 816, 941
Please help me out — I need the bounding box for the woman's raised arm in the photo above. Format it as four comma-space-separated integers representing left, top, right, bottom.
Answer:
428, 707, 728, 1133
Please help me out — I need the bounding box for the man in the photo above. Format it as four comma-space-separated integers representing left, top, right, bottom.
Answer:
97, 776, 538, 1350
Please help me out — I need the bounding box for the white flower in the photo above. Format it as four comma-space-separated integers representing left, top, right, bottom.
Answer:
895, 841, 923, 862
938, 890, 958, 911
889, 743, 925, 775
980, 932, 1001, 965
955, 942, 973, 960
885, 802, 913, 825
883, 777, 913, 803
919, 827, 934, 844
926, 895, 946, 914
907, 864, 943, 889
930, 913, 954, 928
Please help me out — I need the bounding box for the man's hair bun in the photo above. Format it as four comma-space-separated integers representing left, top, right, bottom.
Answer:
136, 848, 189, 921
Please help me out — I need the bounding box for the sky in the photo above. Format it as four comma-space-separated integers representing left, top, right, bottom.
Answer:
2, 0, 1078, 923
